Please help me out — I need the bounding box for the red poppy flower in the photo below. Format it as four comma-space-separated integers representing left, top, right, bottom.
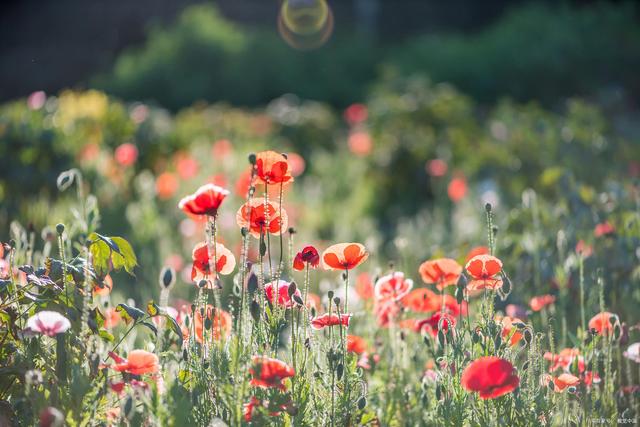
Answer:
465, 254, 503, 291
465, 246, 490, 263
236, 199, 288, 238
434, 294, 468, 317
497, 316, 524, 346
293, 246, 320, 271
103, 308, 121, 329
544, 348, 583, 373
179, 184, 230, 217
175, 153, 199, 180
594, 222, 615, 237
190, 242, 236, 282
321, 243, 369, 271
529, 294, 556, 312
447, 176, 467, 203
348, 131, 373, 156
155, 172, 179, 200
346, 335, 368, 354
418, 258, 462, 290
588, 311, 619, 336
374, 271, 413, 301
546, 373, 580, 392
575, 240, 593, 258
255, 151, 294, 185
582, 371, 601, 387
413, 312, 456, 337
343, 103, 368, 125
461, 356, 519, 399
355, 272, 374, 300
401, 288, 437, 312
265, 280, 301, 308
26, 311, 71, 337
112, 350, 159, 375
426, 159, 448, 177
310, 313, 351, 330
114, 143, 138, 167
212, 139, 233, 159
374, 299, 401, 327
249, 356, 295, 391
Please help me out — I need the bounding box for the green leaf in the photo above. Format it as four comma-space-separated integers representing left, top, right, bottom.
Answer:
139, 321, 158, 336
88, 233, 121, 255
89, 240, 112, 278
116, 303, 145, 323
163, 314, 184, 347
98, 329, 115, 342
110, 237, 137, 275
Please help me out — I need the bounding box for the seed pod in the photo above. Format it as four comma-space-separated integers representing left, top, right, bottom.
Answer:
198, 279, 208, 289
250, 300, 260, 322
288, 281, 297, 297
327, 290, 334, 299
248, 153, 257, 165
240, 227, 249, 238
333, 297, 341, 307
288, 227, 296, 235
182, 349, 188, 361
357, 396, 367, 410
260, 240, 267, 256
204, 317, 212, 330
247, 273, 258, 294
159, 266, 176, 289
455, 280, 465, 305
523, 328, 533, 344
342, 272, 347, 281
56, 223, 65, 235
292, 294, 304, 306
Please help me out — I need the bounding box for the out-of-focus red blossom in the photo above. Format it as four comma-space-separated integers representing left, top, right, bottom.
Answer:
426, 159, 448, 177
582, 371, 601, 387
255, 151, 294, 184
155, 172, 179, 200
343, 103, 368, 125
293, 246, 320, 271
78, 143, 100, 163
103, 308, 121, 329
497, 316, 524, 346
346, 335, 368, 354
179, 184, 230, 217
26, 311, 71, 336
243, 396, 260, 423
348, 131, 373, 156
355, 272, 374, 300
39, 407, 64, 427
544, 348, 584, 373
594, 221, 615, 237
190, 306, 232, 342
207, 174, 227, 189
190, 241, 236, 282
130, 104, 148, 123
374, 271, 413, 301
418, 258, 463, 290
235, 168, 254, 198
413, 312, 456, 337
321, 243, 369, 271
530, 294, 556, 312
286, 152, 306, 177
114, 143, 138, 167
306, 292, 322, 312
588, 311, 619, 336
236, 199, 288, 238
310, 313, 351, 330
28, 91, 46, 110
461, 356, 519, 399
447, 175, 467, 203
624, 343, 640, 363
575, 240, 593, 258
265, 280, 301, 308
175, 152, 199, 180
111, 350, 159, 375
505, 304, 527, 320
402, 288, 437, 312
249, 356, 295, 391
465, 246, 490, 263
164, 254, 184, 272
93, 274, 113, 296
465, 254, 503, 290
212, 139, 233, 159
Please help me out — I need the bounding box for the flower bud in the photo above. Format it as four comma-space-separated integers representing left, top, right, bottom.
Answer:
159, 266, 176, 289
55, 223, 65, 235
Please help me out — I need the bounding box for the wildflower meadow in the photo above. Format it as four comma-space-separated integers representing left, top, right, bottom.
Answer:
1, 1, 640, 426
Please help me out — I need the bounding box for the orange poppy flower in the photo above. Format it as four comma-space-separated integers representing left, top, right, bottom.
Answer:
93, 274, 113, 297
433, 294, 468, 317
185, 305, 232, 343
306, 292, 322, 312
549, 373, 580, 392
321, 243, 369, 271
293, 246, 320, 271
544, 348, 583, 372
465, 254, 503, 291
401, 288, 438, 312
179, 183, 230, 217
249, 356, 295, 391
155, 172, 179, 200
310, 313, 351, 330
236, 199, 288, 238
418, 258, 462, 290
255, 151, 294, 185
575, 240, 593, 258
190, 242, 236, 282
447, 175, 467, 203
594, 222, 615, 237
497, 316, 524, 346
346, 335, 368, 354
374, 271, 413, 301
461, 357, 519, 399
529, 294, 556, 312
588, 311, 619, 336
112, 350, 159, 375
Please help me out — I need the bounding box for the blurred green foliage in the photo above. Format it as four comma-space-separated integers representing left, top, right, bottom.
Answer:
95, 2, 640, 109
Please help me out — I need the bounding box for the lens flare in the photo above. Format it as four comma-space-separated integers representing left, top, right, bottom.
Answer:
278, 0, 334, 50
